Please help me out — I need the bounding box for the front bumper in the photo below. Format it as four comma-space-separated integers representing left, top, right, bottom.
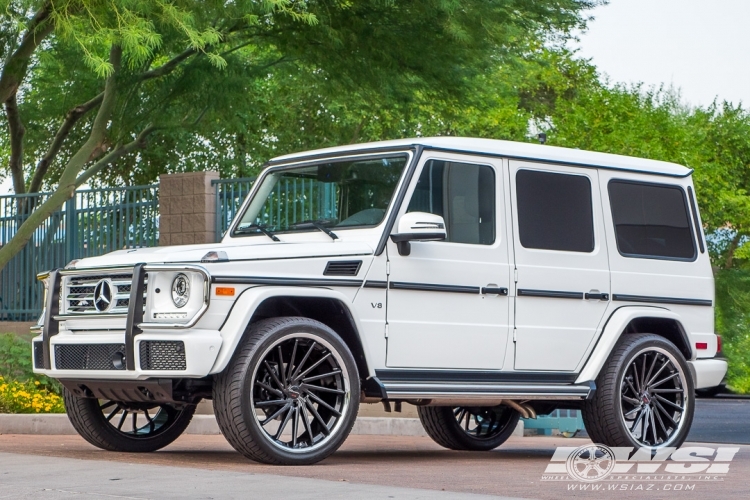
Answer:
32, 329, 223, 380
688, 358, 728, 390
36, 263, 214, 377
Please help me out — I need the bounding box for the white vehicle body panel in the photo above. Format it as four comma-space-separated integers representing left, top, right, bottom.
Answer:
385, 152, 512, 370
508, 160, 611, 371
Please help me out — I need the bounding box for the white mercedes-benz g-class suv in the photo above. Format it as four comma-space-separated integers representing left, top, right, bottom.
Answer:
33, 137, 727, 465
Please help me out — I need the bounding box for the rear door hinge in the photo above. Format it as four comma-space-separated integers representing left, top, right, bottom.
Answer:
513, 328, 517, 342
514, 268, 518, 283
384, 323, 389, 338
386, 260, 391, 275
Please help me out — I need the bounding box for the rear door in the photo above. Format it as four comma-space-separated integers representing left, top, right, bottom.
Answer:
509, 161, 611, 371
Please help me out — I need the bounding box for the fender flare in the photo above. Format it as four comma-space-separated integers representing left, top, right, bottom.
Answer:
575, 306, 694, 385
208, 286, 373, 376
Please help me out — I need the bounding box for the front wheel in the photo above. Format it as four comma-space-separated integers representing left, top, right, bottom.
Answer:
583, 333, 695, 450
418, 405, 520, 451
213, 317, 360, 465
63, 389, 196, 452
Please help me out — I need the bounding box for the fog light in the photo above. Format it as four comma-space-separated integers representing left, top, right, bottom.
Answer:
111, 351, 126, 370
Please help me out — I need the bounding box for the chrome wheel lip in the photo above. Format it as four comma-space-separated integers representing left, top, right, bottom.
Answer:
617, 346, 690, 448
250, 331, 351, 454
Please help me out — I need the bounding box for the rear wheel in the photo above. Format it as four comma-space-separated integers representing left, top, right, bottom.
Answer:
417, 405, 520, 451
583, 333, 694, 450
63, 389, 196, 452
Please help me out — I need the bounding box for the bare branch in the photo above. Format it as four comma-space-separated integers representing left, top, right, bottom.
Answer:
138, 48, 197, 81
0, 2, 55, 104
4, 93, 26, 194
55, 45, 121, 194
27, 92, 105, 193
0, 46, 123, 272
75, 126, 156, 187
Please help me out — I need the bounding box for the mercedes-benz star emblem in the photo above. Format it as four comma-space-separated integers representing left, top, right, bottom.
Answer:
93, 279, 113, 312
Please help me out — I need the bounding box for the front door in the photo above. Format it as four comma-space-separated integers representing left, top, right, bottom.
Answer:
509, 161, 611, 371
385, 153, 512, 370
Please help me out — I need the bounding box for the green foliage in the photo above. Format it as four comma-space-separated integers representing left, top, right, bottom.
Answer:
2, 0, 600, 190
714, 270, 750, 392
0, 333, 61, 394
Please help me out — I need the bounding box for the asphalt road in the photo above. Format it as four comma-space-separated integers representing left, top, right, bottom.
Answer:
0, 397, 746, 499
1, 432, 749, 500
689, 396, 750, 444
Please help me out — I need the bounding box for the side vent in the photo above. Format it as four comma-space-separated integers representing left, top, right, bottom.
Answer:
324, 260, 362, 277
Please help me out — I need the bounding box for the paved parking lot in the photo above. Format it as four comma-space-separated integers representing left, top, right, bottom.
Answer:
0, 432, 748, 499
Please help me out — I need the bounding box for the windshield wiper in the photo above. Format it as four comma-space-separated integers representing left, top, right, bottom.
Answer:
290, 219, 339, 240
234, 223, 280, 241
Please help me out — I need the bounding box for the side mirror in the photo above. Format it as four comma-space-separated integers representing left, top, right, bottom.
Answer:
390, 212, 447, 256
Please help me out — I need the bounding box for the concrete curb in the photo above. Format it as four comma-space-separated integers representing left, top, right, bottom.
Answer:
0, 414, 524, 438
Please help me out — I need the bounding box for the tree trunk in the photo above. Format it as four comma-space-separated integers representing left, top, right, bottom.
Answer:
724, 232, 742, 269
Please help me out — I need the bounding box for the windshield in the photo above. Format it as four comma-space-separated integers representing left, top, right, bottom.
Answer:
234, 154, 409, 237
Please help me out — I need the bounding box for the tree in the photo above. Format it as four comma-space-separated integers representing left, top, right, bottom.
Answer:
0, 0, 598, 269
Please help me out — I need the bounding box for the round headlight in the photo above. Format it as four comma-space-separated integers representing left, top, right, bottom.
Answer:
171, 273, 190, 308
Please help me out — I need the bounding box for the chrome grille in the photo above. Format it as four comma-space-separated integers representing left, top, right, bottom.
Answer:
63, 273, 146, 315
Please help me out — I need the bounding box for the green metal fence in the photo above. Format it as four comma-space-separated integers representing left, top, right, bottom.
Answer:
213, 177, 255, 241
0, 185, 159, 321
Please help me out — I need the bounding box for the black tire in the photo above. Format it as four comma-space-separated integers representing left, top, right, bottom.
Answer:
417, 405, 520, 451
213, 317, 360, 465
583, 333, 695, 450
63, 389, 196, 452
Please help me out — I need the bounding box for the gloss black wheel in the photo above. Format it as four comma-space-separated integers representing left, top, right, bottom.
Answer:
418, 405, 520, 451
63, 389, 196, 452
619, 347, 689, 446
213, 317, 360, 465
583, 333, 694, 450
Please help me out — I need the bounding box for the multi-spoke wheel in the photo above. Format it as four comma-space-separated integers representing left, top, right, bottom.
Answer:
213, 317, 360, 465
418, 404, 520, 451
583, 333, 695, 450
63, 389, 196, 452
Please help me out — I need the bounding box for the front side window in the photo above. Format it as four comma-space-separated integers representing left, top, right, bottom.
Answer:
608, 180, 696, 260
406, 160, 496, 245
516, 169, 594, 252
234, 155, 408, 236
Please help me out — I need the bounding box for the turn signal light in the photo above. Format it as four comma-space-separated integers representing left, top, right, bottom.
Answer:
216, 287, 235, 297
696, 342, 708, 350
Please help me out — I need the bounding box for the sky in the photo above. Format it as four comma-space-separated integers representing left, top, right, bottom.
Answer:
574, 0, 750, 107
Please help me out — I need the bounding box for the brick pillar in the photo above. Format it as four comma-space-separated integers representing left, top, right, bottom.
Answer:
159, 171, 219, 246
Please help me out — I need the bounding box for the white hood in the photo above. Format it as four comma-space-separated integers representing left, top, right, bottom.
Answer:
74, 240, 375, 269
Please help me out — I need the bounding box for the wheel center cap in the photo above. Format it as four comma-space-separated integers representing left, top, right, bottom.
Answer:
288, 386, 301, 399
641, 393, 651, 405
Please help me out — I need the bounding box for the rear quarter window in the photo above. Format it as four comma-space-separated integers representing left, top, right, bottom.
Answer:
608, 180, 696, 261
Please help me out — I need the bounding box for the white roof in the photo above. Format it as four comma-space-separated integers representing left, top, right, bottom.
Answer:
270, 137, 691, 177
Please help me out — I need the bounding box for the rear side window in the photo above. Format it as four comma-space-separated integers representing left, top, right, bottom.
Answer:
608, 180, 696, 260
516, 170, 594, 252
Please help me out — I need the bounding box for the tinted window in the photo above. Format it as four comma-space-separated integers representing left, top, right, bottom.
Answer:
608, 181, 696, 260
407, 160, 495, 245
516, 169, 594, 252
